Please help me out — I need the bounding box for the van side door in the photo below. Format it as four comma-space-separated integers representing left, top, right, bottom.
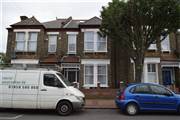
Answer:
38, 73, 65, 109
12, 71, 40, 108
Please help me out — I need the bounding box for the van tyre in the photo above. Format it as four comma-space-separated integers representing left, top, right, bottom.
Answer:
56, 101, 73, 116
125, 103, 138, 116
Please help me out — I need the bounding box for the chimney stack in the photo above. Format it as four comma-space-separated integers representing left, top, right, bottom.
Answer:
20, 16, 28, 21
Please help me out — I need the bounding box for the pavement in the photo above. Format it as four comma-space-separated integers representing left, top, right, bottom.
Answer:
85, 99, 117, 109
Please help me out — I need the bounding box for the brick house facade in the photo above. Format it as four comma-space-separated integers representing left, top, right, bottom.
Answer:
6, 16, 112, 88
6, 16, 180, 90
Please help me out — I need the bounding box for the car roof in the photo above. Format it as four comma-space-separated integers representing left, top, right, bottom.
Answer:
127, 83, 161, 88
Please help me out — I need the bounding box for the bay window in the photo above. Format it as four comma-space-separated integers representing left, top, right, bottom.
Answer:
15, 32, 38, 52
84, 64, 108, 87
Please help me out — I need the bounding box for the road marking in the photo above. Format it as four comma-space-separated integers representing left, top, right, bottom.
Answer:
0, 114, 23, 120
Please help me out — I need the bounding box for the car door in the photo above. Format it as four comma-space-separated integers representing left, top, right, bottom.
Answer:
38, 73, 65, 109
133, 84, 155, 110
150, 85, 177, 111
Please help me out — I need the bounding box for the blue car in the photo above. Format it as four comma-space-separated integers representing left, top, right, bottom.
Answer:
115, 83, 180, 115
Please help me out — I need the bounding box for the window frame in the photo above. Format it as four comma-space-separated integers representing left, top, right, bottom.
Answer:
149, 85, 173, 96
161, 35, 171, 52
15, 32, 26, 51
96, 34, 107, 52
43, 74, 64, 88
84, 64, 94, 87
97, 64, 108, 86
84, 31, 107, 52
84, 31, 94, 52
84, 64, 108, 87
48, 35, 57, 53
15, 31, 38, 52
133, 84, 152, 94
28, 32, 38, 52
68, 34, 77, 54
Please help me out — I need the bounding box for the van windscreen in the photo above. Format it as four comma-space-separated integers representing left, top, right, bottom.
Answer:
56, 73, 71, 86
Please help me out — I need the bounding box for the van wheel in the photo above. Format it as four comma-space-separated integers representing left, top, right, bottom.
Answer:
56, 101, 73, 116
125, 103, 138, 115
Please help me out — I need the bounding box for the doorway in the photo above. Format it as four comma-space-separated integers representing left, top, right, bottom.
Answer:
63, 68, 79, 83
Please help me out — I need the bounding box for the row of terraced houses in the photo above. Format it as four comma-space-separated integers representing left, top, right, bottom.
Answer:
6, 16, 180, 90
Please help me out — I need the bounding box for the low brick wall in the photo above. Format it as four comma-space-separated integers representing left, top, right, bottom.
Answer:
80, 88, 118, 99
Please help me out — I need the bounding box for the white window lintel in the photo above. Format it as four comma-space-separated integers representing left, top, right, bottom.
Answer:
81, 29, 99, 32
66, 32, 78, 35
14, 29, 41, 32
81, 59, 110, 64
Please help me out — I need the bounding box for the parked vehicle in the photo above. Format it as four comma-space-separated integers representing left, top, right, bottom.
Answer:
115, 83, 180, 115
0, 68, 85, 116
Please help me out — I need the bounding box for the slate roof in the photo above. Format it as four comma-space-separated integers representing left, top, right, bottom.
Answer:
10, 16, 102, 28
79, 16, 101, 25
42, 19, 67, 28
11, 16, 42, 26
64, 20, 85, 28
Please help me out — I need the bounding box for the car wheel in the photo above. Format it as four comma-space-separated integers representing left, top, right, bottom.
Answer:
125, 103, 138, 115
178, 106, 180, 115
56, 101, 73, 116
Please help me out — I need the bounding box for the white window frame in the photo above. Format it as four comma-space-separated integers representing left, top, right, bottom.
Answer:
67, 34, 77, 54
96, 34, 107, 52
145, 63, 158, 83
83, 60, 109, 88
84, 64, 94, 87
84, 31, 94, 52
15, 32, 26, 51
28, 32, 38, 52
161, 35, 170, 52
84, 29, 107, 52
97, 64, 108, 87
15, 31, 38, 52
48, 35, 57, 53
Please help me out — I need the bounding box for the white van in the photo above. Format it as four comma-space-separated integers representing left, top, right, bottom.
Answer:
0, 68, 85, 115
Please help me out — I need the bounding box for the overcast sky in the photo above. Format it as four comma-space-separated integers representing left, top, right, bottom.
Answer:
0, 0, 111, 53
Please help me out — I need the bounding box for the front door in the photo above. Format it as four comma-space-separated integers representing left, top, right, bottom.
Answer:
64, 68, 79, 83
162, 70, 172, 85
68, 71, 76, 83
162, 68, 173, 85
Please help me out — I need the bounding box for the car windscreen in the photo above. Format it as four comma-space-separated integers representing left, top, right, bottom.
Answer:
56, 73, 71, 86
